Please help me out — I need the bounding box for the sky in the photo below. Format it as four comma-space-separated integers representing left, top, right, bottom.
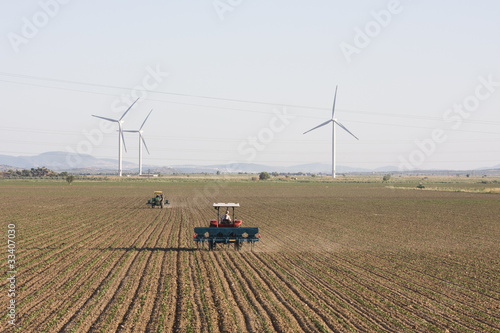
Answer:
1, 0, 500, 171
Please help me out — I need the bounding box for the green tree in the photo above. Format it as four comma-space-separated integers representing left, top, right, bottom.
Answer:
66, 175, 75, 185
259, 172, 270, 180
382, 174, 391, 182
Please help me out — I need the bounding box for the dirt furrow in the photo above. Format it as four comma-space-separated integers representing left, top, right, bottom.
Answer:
57, 208, 161, 332
243, 252, 345, 333
116, 208, 174, 332
286, 251, 433, 331
316, 251, 498, 331
85, 209, 166, 332
210, 250, 265, 332
143, 208, 179, 332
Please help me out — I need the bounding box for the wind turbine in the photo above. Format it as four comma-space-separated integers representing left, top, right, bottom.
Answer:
92, 98, 139, 176
123, 109, 153, 176
303, 86, 358, 179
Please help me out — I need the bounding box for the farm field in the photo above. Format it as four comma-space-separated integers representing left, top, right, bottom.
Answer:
1, 178, 499, 332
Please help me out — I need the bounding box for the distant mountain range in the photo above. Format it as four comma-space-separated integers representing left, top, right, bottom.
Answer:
0, 152, 136, 172
0, 151, 499, 175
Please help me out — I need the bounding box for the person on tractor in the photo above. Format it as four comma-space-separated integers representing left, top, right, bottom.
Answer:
221, 210, 231, 223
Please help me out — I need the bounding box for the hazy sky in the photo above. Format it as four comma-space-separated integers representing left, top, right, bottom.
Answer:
2, 0, 500, 171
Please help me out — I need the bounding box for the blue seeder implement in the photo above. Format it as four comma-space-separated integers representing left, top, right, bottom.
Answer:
193, 203, 260, 251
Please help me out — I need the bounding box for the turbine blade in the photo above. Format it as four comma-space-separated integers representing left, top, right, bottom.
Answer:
119, 97, 140, 121
122, 130, 139, 133
139, 109, 153, 130
120, 128, 127, 152
334, 120, 359, 140
331, 85, 338, 118
303, 119, 333, 134
141, 135, 150, 155
92, 115, 118, 122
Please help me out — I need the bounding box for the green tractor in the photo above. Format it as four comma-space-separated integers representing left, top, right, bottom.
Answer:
147, 191, 169, 209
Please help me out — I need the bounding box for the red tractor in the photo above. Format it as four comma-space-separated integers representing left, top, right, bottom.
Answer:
194, 203, 260, 251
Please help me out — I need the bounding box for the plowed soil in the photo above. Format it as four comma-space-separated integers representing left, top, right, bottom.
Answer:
1, 180, 499, 332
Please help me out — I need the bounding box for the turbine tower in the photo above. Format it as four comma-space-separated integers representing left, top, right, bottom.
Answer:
123, 109, 153, 176
92, 98, 139, 176
303, 86, 358, 179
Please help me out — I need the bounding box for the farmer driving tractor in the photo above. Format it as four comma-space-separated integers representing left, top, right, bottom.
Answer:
221, 210, 232, 223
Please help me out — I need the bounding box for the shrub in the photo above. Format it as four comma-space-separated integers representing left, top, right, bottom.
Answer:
66, 175, 75, 185
259, 172, 270, 180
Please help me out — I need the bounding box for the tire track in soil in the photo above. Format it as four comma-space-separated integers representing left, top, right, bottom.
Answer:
84, 208, 167, 332
58, 207, 164, 333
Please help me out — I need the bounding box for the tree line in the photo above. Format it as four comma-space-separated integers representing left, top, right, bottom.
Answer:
4, 167, 67, 178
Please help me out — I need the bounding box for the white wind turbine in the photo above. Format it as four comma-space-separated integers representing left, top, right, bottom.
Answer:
92, 98, 139, 177
303, 86, 358, 179
123, 109, 153, 176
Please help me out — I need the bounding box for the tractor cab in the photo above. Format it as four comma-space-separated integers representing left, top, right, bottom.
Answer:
210, 203, 242, 228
